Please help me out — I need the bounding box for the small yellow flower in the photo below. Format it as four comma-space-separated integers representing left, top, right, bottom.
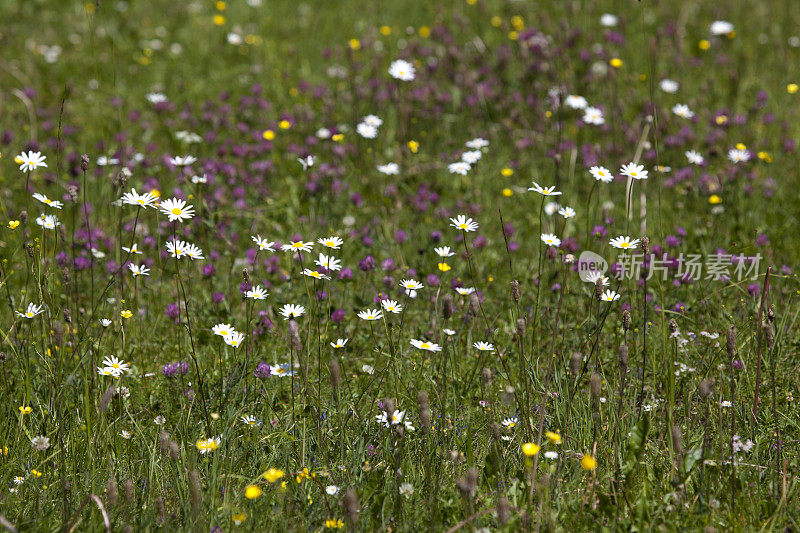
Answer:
735, 143, 746, 150
325, 518, 344, 529
521, 442, 540, 457
212, 14, 226, 25
244, 485, 262, 499
331, 133, 344, 142
502, 188, 513, 197
19, 406, 32, 415
1, 446, 8, 456
545, 110, 552, 118
30, 469, 42, 478
708, 194, 722, 205
262, 129, 275, 141
8, 220, 20, 229
150, 188, 161, 198
609, 58, 623, 68
380, 25, 391, 36
407, 140, 419, 153
715, 115, 728, 125
419, 26, 430, 38
490, 16, 502, 27
348, 38, 360, 51
788, 83, 799, 94
215, 1, 226, 10
501, 168, 514, 177
510, 15, 524, 30
263, 468, 284, 483
581, 454, 597, 471
466, 0, 477, 4
757, 151, 772, 163
232, 513, 246, 525
699, 39, 710, 50
120, 310, 133, 319
545, 431, 562, 445
289, 87, 299, 97
508, 31, 518, 41
278, 120, 291, 130
438, 262, 451, 272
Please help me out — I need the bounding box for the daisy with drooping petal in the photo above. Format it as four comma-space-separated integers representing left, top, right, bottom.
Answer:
120, 188, 158, 208
600, 290, 621, 302
297, 155, 316, 170
381, 299, 403, 314
410, 339, 442, 352
541, 233, 561, 247
251, 235, 275, 251
314, 253, 342, 271
434, 246, 456, 258
330, 338, 348, 348
473, 341, 494, 351
159, 197, 195, 222
620, 163, 648, 180
16, 151, 47, 172
609, 236, 640, 249
585, 271, 609, 286
281, 241, 314, 253
388, 59, 415, 81
303, 268, 330, 281
357, 309, 383, 321
558, 206, 576, 218
166, 239, 204, 260
672, 104, 694, 119
32, 193, 63, 209
449, 215, 478, 232
184, 243, 205, 260
279, 304, 306, 320
122, 243, 142, 254
455, 287, 476, 295
212, 323, 235, 337
528, 182, 562, 196
502, 417, 518, 429
36, 214, 60, 230
246, 285, 269, 300
318, 236, 343, 249
169, 155, 197, 167
16, 303, 45, 319
128, 264, 150, 277
224, 331, 245, 348
590, 166, 613, 183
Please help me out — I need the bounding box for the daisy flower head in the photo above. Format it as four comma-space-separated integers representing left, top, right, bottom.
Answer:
728, 149, 750, 163
528, 182, 562, 196
303, 268, 330, 281
448, 161, 471, 175
541, 233, 561, 247
31, 436, 51, 451
281, 240, 314, 253
32, 193, 63, 209
465, 137, 489, 149
314, 253, 342, 271
443, 328, 456, 336
224, 331, 245, 348
449, 215, 478, 232
685, 150, 705, 165
128, 263, 150, 277
279, 304, 306, 320
381, 299, 403, 314
35, 214, 60, 230
564, 94, 588, 109
318, 236, 343, 249
377, 162, 399, 175
545, 431, 562, 444
672, 103, 694, 119
16, 303, 45, 319
609, 235, 640, 249
399, 279, 424, 290
122, 243, 142, 254
558, 206, 576, 218
584, 271, 609, 286
599, 13, 618, 27
166, 239, 204, 260
169, 155, 197, 167
357, 122, 378, 139
120, 188, 158, 208
399, 482, 414, 497
212, 323, 235, 337
251, 235, 276, 251
710, 20, 734, 36
434, 246, 456, 258
159, 197, 195, 222
184, 243, 205, 260
325, 485, 340, 496
146, 92, 167, 104
599, 289, 621, 302
473, 341, 494, 351
461, 150, 482, 164
357, 308, 383, 321
659, 79, 679, 93
590, 166, 613, 183
297, 155, 316, 170
16, 151, 47, 172
362, 114, 383, 127
271, 363, 295, 377
501, 417, 518, 429
330, 338, 348, 348
455, 287, 476, 295
246, 285, 269, 300
388, 59, 415, 81
241, 415, 262, 428
196, 436, 221, 454
582, 106, 605, 125
102, 356, 131, 374
544, 450, 559, 460
620, 163, 648, 180
376, 409, 415, 431
410, 339, 442, 352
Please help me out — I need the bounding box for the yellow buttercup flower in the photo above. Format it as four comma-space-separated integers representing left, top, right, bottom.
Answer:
735, 143, 746, 150
215, 1, 226, 10
121, 310, 133, 319
501, 168, 513, 177
709, 195, 722, 205
581, 454, 597, 471
8, 220, 20, 229
325, 518, 344, 529
510, 15, 524, 30
19, 406, 32, 415
407, 140, 419, 153
438, 262, 451, 272
278, 120, 291, 130
490, 16, 502, 27
349, 39, 360, 51
419, 26, 430, 38
262, 130, 275, 141
263, 468, 285, 483
715, 115, 728, 125
244, 485, 262, 499
502, 188, 513, 197
380, 26, 391, 36
699, 39, 710, 50
788, 83, 799, 94
212, 14, 226, 25
546, 431, 562, 445
30, 469, 42, 478
609, 58, 623, 68
232, 513, 246, 525
331, 133, 344, 142
521, 442, 540, 457
757, 151, 772, 163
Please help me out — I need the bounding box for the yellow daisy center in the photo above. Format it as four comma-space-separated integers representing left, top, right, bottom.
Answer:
171, 207, 182, 215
